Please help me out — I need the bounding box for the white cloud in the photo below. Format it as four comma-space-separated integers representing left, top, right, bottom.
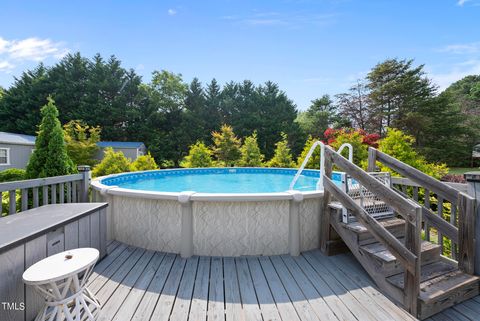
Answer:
458, 0, 469, 6
430, 60, 480, 91
439, 42, 480, 54
0, 60, 15, 71
225, 11, 337, 28
168, 9, 177, 16
0, 36, 68, 73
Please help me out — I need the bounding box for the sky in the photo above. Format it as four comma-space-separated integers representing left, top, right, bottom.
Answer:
0, 0, 479, 110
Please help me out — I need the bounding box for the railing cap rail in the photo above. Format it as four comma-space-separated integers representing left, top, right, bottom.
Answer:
0, 173, 83, 192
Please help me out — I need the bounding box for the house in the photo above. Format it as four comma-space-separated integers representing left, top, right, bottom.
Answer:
95, 141, 147, 161
0, 131, 147, 171
0, 132, 36, 170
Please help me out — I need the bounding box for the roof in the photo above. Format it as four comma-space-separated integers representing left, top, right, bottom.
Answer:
97, 141, 145, 149
0, 131, 36, 145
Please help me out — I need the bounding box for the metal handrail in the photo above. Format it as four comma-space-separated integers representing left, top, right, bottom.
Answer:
288, 142, 353, 191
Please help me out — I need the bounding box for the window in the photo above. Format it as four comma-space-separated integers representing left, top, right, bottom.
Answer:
0, 148, 9, 165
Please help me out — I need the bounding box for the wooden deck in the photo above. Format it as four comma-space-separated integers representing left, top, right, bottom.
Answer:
88, 241, 480, 321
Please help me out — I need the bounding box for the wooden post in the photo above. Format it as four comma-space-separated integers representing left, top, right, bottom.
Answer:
77, 165, 91, 203
320, 147, 333, 254
367, 147, 377, 172
465, 172, 480, 275
403, 205, 422, 316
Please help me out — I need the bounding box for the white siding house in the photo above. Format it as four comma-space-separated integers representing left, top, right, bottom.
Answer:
0, 132, 36, 170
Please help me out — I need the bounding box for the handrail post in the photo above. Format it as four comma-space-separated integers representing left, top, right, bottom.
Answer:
367, 147, 376, 172
403, 205, 422, 316
465, 172, 480, 275
78, 165, 91, 203
320, 147, 333, 254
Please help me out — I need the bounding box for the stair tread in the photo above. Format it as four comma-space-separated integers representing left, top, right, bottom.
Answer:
343, 217, 405, 234
360, 239, 441, 263
418, 270, 480, 304
387, 261, 458, 289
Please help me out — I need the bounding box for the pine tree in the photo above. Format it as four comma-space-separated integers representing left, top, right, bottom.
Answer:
267, 133, 295, 168
180, 141, 214, 168
237, 131, 264, 167
26, 97, 76, 178
212, 124, 241, 166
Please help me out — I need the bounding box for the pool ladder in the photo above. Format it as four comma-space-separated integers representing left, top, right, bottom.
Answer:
289, 141, 353, 190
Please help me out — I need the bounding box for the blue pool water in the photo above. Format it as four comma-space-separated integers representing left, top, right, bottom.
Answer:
101, 168, 343, 194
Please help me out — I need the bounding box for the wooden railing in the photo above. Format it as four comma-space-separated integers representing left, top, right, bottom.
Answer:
0, 166, 91, 216
322, 145, 422, 315
368, 147, 476, 274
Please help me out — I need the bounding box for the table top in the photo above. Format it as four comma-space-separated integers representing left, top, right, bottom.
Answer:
23, 248, 99, 284
0, 203, 107, 254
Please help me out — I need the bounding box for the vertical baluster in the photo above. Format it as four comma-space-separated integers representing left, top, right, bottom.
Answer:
450, 201, 457, 260
438, 196, 444, 254
413, 186, 418, 202
9, 190, 16, 215
402, 184, 407, 194
33, 187, 39, 208
59, 183, 65, 203
424, 189, 430, 241
51, 184, 57, 204
72, 181, 77, 202
42, 185, 49, 205
67, 182, 72, 203
0, 191, 2, 214
21, 188, 28, 211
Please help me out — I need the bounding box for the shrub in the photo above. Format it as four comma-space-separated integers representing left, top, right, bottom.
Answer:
296, 136, 320, 169
26, 97, 76, 178
212, 124, 241, 167
0, 168, 26, 182
131, 153, 159, 171
378, 128, 448, 179
267, 133, 295, 168
64, 120, 101, 167
180, 141, 214, 168
92, 147, 131, 177
237, 131, 264, 167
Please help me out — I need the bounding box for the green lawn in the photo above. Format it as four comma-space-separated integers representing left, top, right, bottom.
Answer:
448, 167, 480, 175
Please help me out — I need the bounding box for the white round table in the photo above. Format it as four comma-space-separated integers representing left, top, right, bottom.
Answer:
23, 248, 101, 321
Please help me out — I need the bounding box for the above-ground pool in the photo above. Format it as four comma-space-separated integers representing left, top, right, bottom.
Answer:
92, 168, 339, 257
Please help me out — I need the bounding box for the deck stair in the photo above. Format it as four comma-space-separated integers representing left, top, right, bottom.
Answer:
320, 146, 479, 320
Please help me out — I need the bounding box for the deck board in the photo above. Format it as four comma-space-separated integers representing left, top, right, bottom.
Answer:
86, 242, 480, 321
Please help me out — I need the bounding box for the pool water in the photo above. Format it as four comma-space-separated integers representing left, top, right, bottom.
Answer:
101, 168, 343, 194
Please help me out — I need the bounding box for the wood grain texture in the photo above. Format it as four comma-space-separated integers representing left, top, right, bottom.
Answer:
0, 245, 25, 321
25, 235, 47, 321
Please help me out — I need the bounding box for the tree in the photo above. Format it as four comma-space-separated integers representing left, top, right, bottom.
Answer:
367, 58, 436, 136
324, 128, 379, 166
131, 153, 159, 171
92, 147, 131, 177
212, 124, 241, 166
267, 133, 295, 168
296, 95, 338, 139
26, 97, 76, 178
336, 80, 372, 131
180, 141, 214, 168
378, 128, 448, 179
237, 131, 264, 167
63, 120, 101, 166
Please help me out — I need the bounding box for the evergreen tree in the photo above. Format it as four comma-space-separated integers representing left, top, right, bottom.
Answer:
237, 131, 264, 167
212, 124, 241, 166
267, 133, 295, 168
180, 141, 214, 168
296, 95, 337, 139
26, 97, 76, 178
296, 136, 320, 169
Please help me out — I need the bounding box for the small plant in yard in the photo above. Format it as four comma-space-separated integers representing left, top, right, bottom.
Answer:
131, 153, 159, 171
212, 124, 241, 167
92, 147, 131, 177
237, 131, 264, 167
296, 136, 320, 169
0, 168, 26, 183
180, 141, 214, 168
267, 133, 295, 168
63, 120, 101, 167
